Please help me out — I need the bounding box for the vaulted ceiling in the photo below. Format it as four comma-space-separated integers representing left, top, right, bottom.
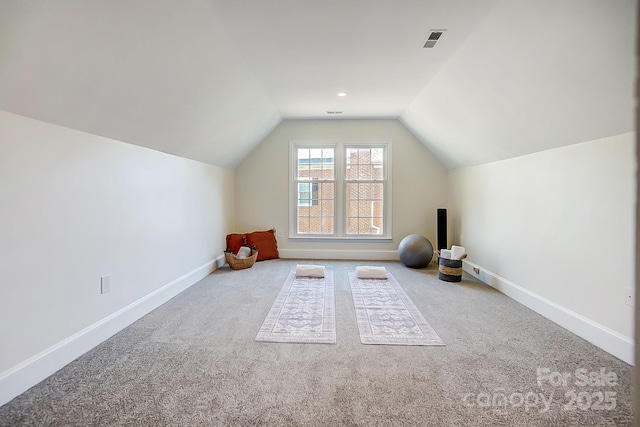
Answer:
0, 0, 635, 169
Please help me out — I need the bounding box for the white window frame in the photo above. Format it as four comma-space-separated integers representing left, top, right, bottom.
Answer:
289, 139, 392, 241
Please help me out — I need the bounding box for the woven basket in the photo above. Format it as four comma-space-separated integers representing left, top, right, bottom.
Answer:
436, 252, 467, 282
225, 249, 258, 270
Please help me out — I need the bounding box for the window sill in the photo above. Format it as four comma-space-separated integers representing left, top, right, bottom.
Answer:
288, 236, 393, 243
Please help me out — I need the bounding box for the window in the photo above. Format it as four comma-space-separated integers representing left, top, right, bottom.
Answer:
293, 146, 335, 234
290, 140, 391, 239
345, 147, 385, 235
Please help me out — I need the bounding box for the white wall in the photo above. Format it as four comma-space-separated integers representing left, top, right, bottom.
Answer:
235, 119, 448, 259
0, 110, 234, 403
448, 133, 635, 362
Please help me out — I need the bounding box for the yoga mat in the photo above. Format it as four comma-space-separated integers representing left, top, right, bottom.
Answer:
256, 270, 335, 344
348, 270, 444, 346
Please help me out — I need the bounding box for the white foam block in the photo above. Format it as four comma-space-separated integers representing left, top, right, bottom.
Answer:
355, 266, 388, 279
451, 245, 466, 260
236, 246, 252, 258
295, 264, 326, 278
440, 249, 452, 259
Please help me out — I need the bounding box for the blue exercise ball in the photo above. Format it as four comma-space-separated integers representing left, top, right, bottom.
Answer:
398, 234, 433, 268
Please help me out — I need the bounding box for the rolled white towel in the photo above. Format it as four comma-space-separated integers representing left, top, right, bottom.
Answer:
236, 246, 252, 259
451, 245, 466, 260
439, 249, 452, 260
355, 266, 388, 279
295, 264, 326, 278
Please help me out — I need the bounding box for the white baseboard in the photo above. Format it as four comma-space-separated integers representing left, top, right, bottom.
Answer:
462, 260, 634, 365
215, 253, 226, 269
0, 258, 219, 407
279, 248, 399, 261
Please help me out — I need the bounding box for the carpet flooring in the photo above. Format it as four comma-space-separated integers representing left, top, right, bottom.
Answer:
0, 259, 633, 426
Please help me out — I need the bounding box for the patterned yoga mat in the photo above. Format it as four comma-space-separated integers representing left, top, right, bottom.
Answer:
348, 270, 444, 346
256, 270, 336, 344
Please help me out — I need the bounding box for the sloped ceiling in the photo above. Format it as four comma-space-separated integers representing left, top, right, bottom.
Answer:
0, 0, 635, 169
401, 0, 637, 168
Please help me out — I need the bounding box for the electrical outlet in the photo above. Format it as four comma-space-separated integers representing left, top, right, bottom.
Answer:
473, 267, 480, 274
101, 275, 111, 294
276, 228, 283, 238
625, 288, 634, 306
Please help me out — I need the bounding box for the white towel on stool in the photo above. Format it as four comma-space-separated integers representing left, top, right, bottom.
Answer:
355, 266, 388, 279
451, 245, 466, 260
236, 246, 252, 258
295, 264, 326, 278
439, 249, 452, 259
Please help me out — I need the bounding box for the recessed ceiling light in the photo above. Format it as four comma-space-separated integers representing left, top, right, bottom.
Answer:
337, 92, 348, 97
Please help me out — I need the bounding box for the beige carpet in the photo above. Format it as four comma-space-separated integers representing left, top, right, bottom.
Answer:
0, 259, 633, 426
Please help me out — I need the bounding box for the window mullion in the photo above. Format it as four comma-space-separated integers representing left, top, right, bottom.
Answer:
335, 145, 345, 236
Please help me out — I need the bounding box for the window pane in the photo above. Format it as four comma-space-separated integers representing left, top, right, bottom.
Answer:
346, 182, 359, 199
347, 198, 358, 217
356, 165, 367, 180
310, 148, 322, 160
346, 148, 358, 163
373, 165, 384, 180
319, 198, 334, 216
308, 217, 322, 234
296, 180, 334, 235
358, 199, 370, 217
371, 183, 383, 200
298, 182, 310, 206
371, 148, 383, 163
346, 181, 384, 235
319, 182, 334, 200
346, 164, 356, 180
299, 148, 334, 181
346, 147, 384, 181
346, 218, 358, 234
322, 217, 334, 234
298, 164, 309, 179
323, 148, 333, 161
298, 215, 310, 234
320, 149, 335, 180
297, 149, 310, 179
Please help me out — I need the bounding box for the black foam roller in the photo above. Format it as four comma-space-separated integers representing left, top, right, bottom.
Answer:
437, 208, 447, 251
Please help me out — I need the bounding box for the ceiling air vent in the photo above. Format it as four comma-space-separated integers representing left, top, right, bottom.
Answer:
424, 30, 446, 48
326, 111, 343, 115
